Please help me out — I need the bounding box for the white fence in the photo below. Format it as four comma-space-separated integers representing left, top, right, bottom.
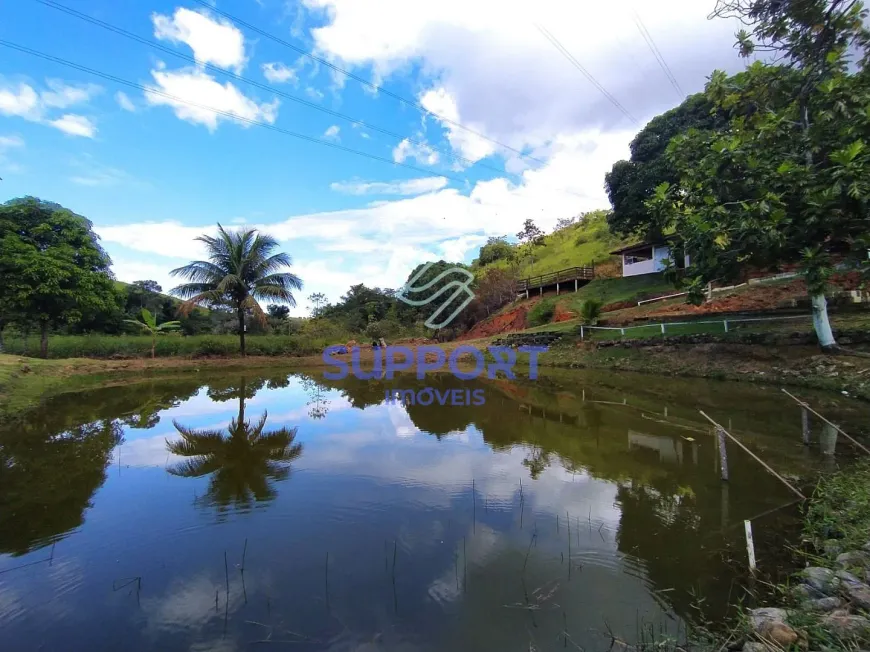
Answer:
577, 313, 812, 339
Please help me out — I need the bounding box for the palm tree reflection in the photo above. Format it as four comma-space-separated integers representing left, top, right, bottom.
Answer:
165, 380, 302, 511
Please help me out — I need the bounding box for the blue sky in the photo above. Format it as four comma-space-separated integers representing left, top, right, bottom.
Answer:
0, 0, 743, 315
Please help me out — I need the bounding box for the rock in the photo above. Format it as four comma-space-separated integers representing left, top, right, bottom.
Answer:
801, 567, 840, 594
837, 551, 870, 569
802, 596, 842, 612
836, 573, 870, 611
824, 540, 845, 557
793, 584, 825, 600
741, 644, 767, 652
759, 622, 799, 648
749, 607, 790, 631
822, 613, 870, 639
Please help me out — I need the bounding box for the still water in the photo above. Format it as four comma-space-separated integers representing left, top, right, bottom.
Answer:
0, 370, 865, 651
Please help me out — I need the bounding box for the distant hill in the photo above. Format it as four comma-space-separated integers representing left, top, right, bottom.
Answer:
473, 209, 630, 279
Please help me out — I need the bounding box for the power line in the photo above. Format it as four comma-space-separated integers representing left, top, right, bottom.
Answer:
0, 39, 475, 185
188, 0, 546, 166
534, 24, 638, 126
32, 0, 515, 178
632, 10, 684, 99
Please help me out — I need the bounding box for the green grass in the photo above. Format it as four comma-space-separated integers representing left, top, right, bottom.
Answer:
565, 274, 675, 311
2, 333, 339, 359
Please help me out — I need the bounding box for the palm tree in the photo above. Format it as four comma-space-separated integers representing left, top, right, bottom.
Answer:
170, 225, 303, 356
124, 308, 181, 358
165, 380, 303, 511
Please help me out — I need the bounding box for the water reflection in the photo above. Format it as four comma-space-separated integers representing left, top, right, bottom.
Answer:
167, 378, 303, 513
0, 369, 865, 652
0, 418, 122, 556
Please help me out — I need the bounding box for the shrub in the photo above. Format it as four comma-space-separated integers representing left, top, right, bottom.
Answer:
528, 301, 556, 326
580, 299, 603, 325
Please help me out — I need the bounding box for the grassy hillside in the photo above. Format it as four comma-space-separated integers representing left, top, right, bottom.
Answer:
476, 210, 629, 279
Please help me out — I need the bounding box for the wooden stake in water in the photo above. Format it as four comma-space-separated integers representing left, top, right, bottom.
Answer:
717, 427, 729, 481
782, 388, 870, 456
744, 520, 757, 571
801, 407, 810, 446
700, 411, 805, 500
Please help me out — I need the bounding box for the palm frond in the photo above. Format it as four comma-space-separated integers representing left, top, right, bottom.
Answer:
169, 261, 227, 283
241, 294, 268, 325
156, 321, 182, 331
166, 456, 221, 478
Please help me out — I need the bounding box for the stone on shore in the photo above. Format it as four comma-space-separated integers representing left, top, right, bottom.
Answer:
837, 551, 870, 569
801, 567, 840, 594
821, 613, 870, 639
803, 596, 842, 612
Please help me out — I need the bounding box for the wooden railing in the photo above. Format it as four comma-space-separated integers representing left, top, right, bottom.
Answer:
516, 265, 594, 292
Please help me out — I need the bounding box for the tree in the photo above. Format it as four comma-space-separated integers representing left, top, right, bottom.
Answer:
516, 219, 545, 245
308, 292, 327, 317
647, 0, 870, 351
132, 280, 162, 294
0, 197, 117, 357
170, 225, 303, 356
166, 379, 302, 512
476, 267, 518, 315
604, 93, 727, 238
267, 304, 290, 320
476, 236, 515, 266
124, 308, 181, 358
554, 216, 577, 231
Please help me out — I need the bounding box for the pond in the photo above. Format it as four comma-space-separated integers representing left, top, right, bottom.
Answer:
0, 369, 866, 651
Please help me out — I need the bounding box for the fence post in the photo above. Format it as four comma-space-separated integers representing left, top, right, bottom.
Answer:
574, 279, 578, 292
556, 282, 560, 295
580, 325, 584, 339
801, 407, 810, 446
620, 328, 625, 336
723, 320, 729, 333
660, 323, 666, 335
745, 520, 757, 571
717, 427, 729, 481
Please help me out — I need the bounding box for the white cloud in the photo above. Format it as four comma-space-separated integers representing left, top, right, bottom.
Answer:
48, 114, 97, 138
115, 91, 136, 112
152, 7, 247, 72
323, 124, 340, 140
262, 61, 297, 84
330, 176, 448, 196
145, 67, 279, 131
0, 80, 99, 137
0, 135, 24, 149
420, 86, 495, 164
40, 79, 101, 109
304, 0, 743, 157
393, 138, 439, 166
305, 86, 324, 101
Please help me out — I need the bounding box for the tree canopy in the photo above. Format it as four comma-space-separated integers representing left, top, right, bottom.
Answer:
604, 93, 727, 239
0, 197, 119, 357
646, 0, 870, 350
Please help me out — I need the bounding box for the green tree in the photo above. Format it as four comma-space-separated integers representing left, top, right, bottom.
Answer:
124, 308, 181, 358
308, 292, 328, 317
648, 0, 870, 351
516, 219, 545, 245
0, 197, 117, 357
267, 303, 290, 320
476, 236, 515, 266
170, 225, 303, 356
605, 93, 726, 238
165, 380, 303, 512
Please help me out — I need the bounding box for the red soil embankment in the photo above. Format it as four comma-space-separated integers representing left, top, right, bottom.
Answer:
460, 298, 540, 339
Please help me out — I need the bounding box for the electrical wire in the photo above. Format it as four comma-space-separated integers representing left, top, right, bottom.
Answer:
188, 0, 546, 166
535, 23, 638, 126
0, 38, 474, 185
31, 0, 516, 178
632, 10, 685, 99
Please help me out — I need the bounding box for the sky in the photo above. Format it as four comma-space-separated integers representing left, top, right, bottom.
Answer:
0, 0, 746, 316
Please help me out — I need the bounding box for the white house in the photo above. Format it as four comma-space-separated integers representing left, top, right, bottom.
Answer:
610, 240, 689, 278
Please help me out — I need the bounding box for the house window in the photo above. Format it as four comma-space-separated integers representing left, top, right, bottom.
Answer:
624, 247, 653, 265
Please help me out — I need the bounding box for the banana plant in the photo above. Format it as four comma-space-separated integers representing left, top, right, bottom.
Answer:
124, 308, 182, 358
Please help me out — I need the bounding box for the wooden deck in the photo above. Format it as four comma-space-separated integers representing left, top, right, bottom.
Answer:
516, 265, 594, 294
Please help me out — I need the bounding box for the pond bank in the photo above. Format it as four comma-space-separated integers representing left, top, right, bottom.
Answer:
3, 335, 870, 415
726, 461, 870, 652
540, 340, 870, 401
